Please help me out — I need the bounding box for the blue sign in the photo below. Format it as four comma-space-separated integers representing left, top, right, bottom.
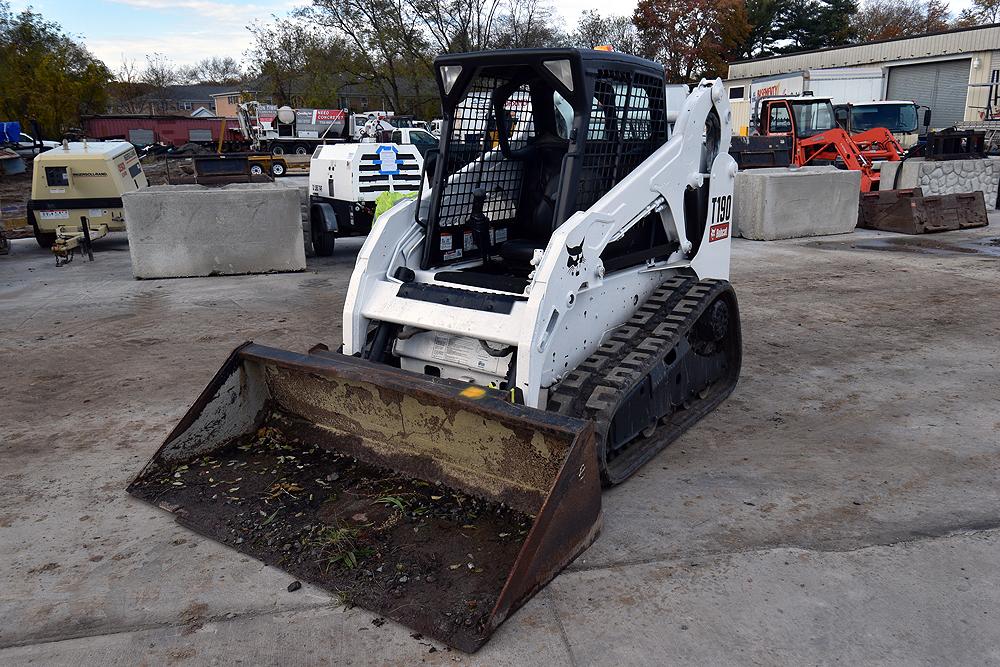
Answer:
374, 145, 400, 175
0, 121, 22, 144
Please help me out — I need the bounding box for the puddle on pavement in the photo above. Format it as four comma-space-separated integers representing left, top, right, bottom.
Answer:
808, 235, 1000, 258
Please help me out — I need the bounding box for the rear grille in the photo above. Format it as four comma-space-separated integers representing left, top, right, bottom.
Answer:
358, 148, 423, 192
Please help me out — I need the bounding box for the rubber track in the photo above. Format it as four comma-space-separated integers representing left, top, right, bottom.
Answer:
548, 276, 741, 486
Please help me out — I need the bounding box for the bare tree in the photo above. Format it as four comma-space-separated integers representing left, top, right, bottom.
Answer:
181, 56, 244, 85
246, 19, 318, 105
303, 0, 430, 112
493, 0, 563, 48
573, 10, 607, 48
265, 0, 566, 114
411, 0, 503, 53
109, 57, 149, 114
142, 53, 179, 114
571, 10, 641, 55
955, 0, 1000, 24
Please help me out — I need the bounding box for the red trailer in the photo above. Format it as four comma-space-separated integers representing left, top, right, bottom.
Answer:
81, 115, 248, 150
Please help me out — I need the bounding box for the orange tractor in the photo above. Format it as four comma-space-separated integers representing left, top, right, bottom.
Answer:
752, 94, 903, 191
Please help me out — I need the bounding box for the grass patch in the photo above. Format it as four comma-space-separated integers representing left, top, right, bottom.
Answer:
373, 495, 409, 512
310, 523, 373, 571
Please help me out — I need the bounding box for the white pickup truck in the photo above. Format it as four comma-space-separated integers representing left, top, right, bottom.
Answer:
15, 133, 59, 158
387, 127, 438, 156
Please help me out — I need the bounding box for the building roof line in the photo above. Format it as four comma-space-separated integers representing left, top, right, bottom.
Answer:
729, 22, 1000, 66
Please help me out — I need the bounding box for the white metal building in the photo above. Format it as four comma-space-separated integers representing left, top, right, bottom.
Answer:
725, 23, 1000, 135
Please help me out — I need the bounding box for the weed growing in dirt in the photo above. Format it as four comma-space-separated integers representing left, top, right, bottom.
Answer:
310, 523, 373, 571
373, 495, 408, 512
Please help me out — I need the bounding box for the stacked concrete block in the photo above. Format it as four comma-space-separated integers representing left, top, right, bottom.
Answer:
880, 158, 1000, 209
123, 183, 307, 279
733, 166, 861, 241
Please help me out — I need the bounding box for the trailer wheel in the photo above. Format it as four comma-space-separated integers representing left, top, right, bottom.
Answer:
310, 203, 337, 257
33, 226, 56, 249
293, 143, 309, 155
27, 208, 55, 248
270, 161, 286, 177
271, 144, 285, 156
249, 164, 264, 175
312, 226, 336, 256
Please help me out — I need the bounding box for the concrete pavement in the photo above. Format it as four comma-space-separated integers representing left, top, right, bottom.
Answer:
2, 218, 998, 665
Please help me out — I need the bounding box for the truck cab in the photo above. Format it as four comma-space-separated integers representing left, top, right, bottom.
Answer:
15, 133, 59, 158
388, 127, 439, 156
834, 101, 926, 149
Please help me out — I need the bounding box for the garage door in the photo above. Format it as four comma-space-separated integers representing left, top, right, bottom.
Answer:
887, 59, 970, 128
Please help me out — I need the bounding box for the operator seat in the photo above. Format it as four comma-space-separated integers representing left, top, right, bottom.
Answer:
498, 132, 568, 265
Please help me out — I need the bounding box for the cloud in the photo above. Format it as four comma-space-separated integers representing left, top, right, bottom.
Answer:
106, 0, 307, 25
88, 29, 254, 66
90, 0, 311, 65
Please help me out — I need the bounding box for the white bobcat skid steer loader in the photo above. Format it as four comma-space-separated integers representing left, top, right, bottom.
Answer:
130, 49, 742, 652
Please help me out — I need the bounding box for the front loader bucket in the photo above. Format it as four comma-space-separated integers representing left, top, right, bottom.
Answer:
128, 343, 600, 651
858, 188, 989, 234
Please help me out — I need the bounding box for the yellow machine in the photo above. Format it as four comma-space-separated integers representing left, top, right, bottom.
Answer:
28, 141, 148, 261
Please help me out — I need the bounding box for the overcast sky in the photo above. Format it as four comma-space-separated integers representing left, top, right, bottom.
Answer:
8, 0, 978, 68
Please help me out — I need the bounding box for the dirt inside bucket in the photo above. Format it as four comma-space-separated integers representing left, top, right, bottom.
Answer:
128, 408, 534, 650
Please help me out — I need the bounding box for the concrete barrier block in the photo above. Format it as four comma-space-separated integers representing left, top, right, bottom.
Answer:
271, 177, 314, 255
880, 158, 1000, 209
123, 183, 306, 279
734, 166, 860, 241
880, 160, 919, 191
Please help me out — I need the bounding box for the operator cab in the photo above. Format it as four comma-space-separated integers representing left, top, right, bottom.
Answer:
417, 49, 672, 294
756, 95, 837, 139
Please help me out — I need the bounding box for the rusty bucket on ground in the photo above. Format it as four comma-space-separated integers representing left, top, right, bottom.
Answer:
858, 188, 989, 234
128, 342, 600, 652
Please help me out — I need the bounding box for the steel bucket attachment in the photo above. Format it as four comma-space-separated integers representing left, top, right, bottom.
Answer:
128, 343, 600, 652
858, 188, 988, 234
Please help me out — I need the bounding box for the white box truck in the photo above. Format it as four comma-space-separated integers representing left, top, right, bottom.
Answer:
729, 67, 885, 136
749, 67, 885, 106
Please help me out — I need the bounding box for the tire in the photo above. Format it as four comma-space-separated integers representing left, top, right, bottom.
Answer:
27, 208, 55, 248
249, 164, 264, 175
312, 228, 336, 256
271, 144, 285, 156
293, 143, 309, 155
311, 210, 336, 257
33, 225, 56, 249
270, 161, 286, 177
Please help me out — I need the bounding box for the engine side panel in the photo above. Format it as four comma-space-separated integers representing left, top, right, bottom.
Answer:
343, 80, 736, 410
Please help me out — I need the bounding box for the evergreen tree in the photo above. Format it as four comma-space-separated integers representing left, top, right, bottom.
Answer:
774, 0, 857, 53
